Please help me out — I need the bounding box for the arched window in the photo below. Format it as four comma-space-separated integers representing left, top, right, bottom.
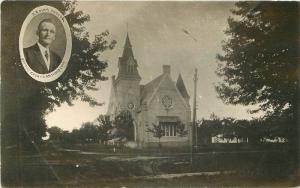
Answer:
127, 58, 135, 73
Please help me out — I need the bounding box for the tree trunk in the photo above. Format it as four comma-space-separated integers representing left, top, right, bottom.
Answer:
158, 138, 162, 153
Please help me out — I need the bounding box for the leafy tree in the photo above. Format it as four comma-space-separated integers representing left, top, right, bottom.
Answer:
69, 129, 82, 144
209, 113, 219, 121
147, 123, 164, 150
198, 116, 225, 144
216, 2, 299, 143
197, 120, 212, 144
264, 116, 289, 141
79, 122, 99, 143
220, 118, 236, 142
247, 119, 267, 144
96, 115, 113, 144
198, 114, 291, 144
2, 1, 116, 150
113, 111, 135, 141
176, 120, 188, 137
47, 126, 64, 143
234, 120, 250, 143
60, 130, 73, 145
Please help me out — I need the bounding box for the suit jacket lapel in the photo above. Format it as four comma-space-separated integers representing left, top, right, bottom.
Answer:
49, 51, 56, 72
33, 44, 49, 73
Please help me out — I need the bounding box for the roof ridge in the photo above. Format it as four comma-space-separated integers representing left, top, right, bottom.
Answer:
144, 75, 163, 87
176, 74, 190, 99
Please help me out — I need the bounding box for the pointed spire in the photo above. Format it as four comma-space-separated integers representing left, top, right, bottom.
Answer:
176, 74, 190, 99
122, 32, 134, 60
117, 31, 141, 81
124, 33, 132, 48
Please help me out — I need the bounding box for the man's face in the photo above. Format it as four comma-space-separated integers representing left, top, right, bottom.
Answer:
37, 22, 56, 47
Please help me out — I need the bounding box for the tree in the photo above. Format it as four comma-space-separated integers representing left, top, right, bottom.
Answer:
47, 126, 64, 143
96, 115, 113, 144
60, 130, 73, 145
198, 115, 225, 144
2, 1, 116, 150
176, 120, 188, 137
147, 123, 164, 151
234, 120, 250, 143
113, 111, 135, 141
79, 122, 99, 143
221, 118, 236, 142
69, 129, 82, 144
216, 2, 299, 143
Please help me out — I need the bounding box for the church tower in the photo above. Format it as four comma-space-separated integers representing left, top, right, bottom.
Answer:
117, 33, 141, 81
110, 33, 141, 115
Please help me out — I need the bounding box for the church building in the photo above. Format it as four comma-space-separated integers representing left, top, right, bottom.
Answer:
107, 33, 191, 148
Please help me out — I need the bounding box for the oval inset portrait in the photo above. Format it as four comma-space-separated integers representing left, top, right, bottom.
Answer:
19, 5, 72, 82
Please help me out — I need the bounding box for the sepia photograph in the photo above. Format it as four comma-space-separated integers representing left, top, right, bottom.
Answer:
19, 5, 72, 82
1, 1, 299, 187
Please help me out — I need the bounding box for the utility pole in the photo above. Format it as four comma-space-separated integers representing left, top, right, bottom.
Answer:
191, 68, 198, 165
193, 69, 198, 151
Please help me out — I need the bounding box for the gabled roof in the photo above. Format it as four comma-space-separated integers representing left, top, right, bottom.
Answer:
140, 73, 190, 109
176, 74, 190, 99
140, 75, 163, 103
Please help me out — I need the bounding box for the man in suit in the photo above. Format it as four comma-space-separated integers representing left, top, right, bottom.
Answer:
24, 19, 61, 74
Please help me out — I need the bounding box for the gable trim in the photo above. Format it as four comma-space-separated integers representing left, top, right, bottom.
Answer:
147, 74, 190, 110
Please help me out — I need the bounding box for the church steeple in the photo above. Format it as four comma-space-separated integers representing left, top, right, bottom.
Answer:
117, 32, 141, 80
125, 33, 132, 47
121, 33, 134, 61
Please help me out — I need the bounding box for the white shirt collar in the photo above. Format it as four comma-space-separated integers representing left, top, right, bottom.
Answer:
37, 42, 50, 71
37, 42, 48, 52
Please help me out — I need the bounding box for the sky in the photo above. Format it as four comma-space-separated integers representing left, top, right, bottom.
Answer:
46, 1, 261, 131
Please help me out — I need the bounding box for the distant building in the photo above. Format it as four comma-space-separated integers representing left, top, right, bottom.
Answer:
107, 33, 192, 148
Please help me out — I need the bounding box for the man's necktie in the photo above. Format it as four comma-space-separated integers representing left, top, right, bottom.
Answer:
45, 50, 49, 61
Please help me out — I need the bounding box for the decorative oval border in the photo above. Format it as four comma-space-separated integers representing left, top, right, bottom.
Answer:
19, 5, 72, 82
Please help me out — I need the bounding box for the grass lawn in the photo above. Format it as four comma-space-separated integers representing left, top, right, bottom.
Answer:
2, 143, 299, 187
67, 173, 299, 188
